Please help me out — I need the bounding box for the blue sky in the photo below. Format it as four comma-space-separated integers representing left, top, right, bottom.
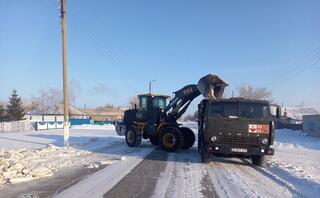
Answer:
1, 0, 320, 112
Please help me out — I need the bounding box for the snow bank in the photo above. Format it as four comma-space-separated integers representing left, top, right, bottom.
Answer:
71, 124, 115, 130
0, 126, 124, 188
0, 143, 120, 187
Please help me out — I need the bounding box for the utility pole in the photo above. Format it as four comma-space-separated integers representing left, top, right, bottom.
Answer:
60, 0, 69, 147
149, 80, 156, 94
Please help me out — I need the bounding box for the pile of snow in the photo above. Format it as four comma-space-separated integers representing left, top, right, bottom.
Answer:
71, 124, 115, 130
0, 143, 119, 187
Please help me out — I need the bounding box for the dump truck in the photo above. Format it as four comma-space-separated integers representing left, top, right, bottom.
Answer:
115, 74, 227, 152
198, 98, 279, 166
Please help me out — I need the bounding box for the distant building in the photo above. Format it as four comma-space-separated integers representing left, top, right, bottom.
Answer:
282, 106, 319, 121
26, 105, 89, 122
303, 115, 320, 138
79, 106, 124, 121
25, 105, 124, 123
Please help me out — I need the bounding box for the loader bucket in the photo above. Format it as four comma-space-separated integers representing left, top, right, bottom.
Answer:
197, 74, 228, 99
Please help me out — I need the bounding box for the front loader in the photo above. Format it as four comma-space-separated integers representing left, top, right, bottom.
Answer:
115, 74, 228, 152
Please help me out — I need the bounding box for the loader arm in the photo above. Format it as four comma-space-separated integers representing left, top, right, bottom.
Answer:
164, 84, 200, 121
164, 74, 229, 122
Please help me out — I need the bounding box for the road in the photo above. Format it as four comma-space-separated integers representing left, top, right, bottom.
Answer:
1, 127, 319, 198
55, 144, 298, 198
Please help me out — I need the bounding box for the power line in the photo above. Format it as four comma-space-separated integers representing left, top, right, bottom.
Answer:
265, 47, 320, 86
44, 0, 121, 65
261, 45, 320, 87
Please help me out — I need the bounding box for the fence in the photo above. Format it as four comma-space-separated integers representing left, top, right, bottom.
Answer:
0, 121, 35, 132
35, 121, 64, 130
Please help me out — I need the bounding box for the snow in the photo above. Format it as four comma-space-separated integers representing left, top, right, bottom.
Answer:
0, 123, 320, 197
0, 125, 124, 187
70, 124, 115, 130
267, 129, 320, 197
55, 144, 154, 198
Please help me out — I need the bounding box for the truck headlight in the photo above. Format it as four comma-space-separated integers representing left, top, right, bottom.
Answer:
261, 138, 268, 145
211, 136, 217, 142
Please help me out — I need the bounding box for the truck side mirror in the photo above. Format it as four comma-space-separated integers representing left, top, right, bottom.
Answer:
276, 107, 280, 119
134, 104, 137, 110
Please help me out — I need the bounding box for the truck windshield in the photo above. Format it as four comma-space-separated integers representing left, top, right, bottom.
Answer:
210, 102, 238, 118
240, 102, 269, 120
209, 101, 269, 120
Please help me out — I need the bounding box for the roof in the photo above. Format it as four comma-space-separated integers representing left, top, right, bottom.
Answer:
79, 106, 124, 116
27, 105, 87, 116
137, 93, 170, 98
282, 106, 319, 120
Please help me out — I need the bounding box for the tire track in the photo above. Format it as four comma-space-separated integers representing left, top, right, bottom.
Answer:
207, 157, 293, 198
152, 148, 218, 198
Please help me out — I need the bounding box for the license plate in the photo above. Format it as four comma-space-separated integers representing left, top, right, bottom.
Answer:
231, 148, 247, 153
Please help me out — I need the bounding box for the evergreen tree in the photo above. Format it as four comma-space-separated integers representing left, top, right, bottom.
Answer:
0, 104, 5, 121
6, 89, 25, 121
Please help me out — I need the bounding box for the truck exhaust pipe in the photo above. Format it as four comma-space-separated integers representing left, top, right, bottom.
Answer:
197, 74, 228, 99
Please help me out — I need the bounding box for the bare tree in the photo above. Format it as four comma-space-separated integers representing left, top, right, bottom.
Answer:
128, 96, 139, 109
30, 88, 63, 114
237, 85, 273, 102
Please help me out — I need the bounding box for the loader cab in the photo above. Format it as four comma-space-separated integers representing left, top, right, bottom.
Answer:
138, 93, 169, 111
137, 93, 169, 122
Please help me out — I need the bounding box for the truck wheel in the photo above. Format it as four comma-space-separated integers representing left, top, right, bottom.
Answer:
149, 135, 159, 146
125, 128, 142, 147
252, 155, 267, 167
159, 127, 184, 152
200, 146, 210, 163
180, 127, 195, 150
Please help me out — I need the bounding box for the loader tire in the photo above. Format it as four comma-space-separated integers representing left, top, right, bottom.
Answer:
125, 128, 142, 147
159, 127, 184, 152
180, 127, 195, 150
149, 135, 159, 146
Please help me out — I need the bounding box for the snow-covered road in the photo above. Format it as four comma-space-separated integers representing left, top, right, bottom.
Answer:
0, 124, 319, 198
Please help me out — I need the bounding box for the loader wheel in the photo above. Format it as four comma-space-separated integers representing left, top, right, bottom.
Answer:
125, 128, 142, 147
252, 155, 267, 167
149, 135, 159, 146
180, 127, 195, 150
159, 127, 184, 152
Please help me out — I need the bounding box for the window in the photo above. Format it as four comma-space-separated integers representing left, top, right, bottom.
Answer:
240, 102, 269, 120
210, 102, 239, 118
141, 97, 147, 109
153, 97, 166, 109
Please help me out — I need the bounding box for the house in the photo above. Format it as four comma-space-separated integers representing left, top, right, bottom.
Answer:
79, 106, 124, 122
26, 105, 89, 122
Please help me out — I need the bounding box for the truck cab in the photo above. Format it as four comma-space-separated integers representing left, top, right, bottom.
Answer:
198, 98, 277, 167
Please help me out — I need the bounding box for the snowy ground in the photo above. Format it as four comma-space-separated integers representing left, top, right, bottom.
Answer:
0, 123, 319, 198
0, 125, 129, 188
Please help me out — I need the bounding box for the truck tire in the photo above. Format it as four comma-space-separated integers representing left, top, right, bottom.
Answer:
149, 135, 159, 146
180, 127, 195, 150
125, 128, 142, 147
252, 155, 267, 167
159, 127, 184, 152
200, 146, 210, 163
